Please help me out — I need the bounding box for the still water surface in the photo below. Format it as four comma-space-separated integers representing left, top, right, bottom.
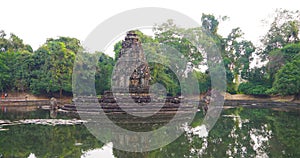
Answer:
0, 106, 299, 157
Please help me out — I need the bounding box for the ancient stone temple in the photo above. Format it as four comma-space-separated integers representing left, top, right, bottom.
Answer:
113, 31, 151, 93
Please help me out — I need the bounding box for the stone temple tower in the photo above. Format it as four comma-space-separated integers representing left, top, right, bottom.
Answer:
113, 31, 151, 93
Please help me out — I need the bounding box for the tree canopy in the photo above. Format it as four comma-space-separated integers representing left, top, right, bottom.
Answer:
1, 9, 300, 98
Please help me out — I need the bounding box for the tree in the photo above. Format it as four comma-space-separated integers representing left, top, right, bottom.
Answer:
0, 32, 33, 92
194, 70, 211, 93
30, 38, 76, 97
241, 42, 300, 96
224, 28, 255, 91
260, 9, 300, 59
113, 41, 122, 60
0, 30, 10, 52
267, 42, 300, 83
238, 65, 271, 95
273, 54, 300, 99
48, 41, 75, 98
14, 51, 33, 92
153, 19, 203, 66
201, 13, 219, 34
95, 52, 115, 95
238, 82, 270, 96
0, 52, 10, 91
47, 36, 81, 53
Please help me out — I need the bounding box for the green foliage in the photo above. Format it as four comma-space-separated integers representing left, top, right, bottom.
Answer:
149, 62, 180, 96
273, 54, 300, 96
1, 9, 300, 97
30, 38, 76, 97
48, 36, 81, 53
0, 33, 34, 92
194, 71, 211, 93
261, 9, 300, 56
281, 43, 300, 61
238, 82, 270, 95
153, 19, 203, 66
240, 43, 300, 96
201, 13, 219, 34
134, 29, 156, 43
95, 52, 115, 94
268, 49, 286, 83
113, 41, 122, 60
248, 9, 300, 95
244, 67, 269, 83
224, 28, 256, 91
0, 52, 10, 91
267, 43, 300, 83
0, 124, 104, 157
240, 66, 271, 95
13, 51, 33, 91
72, 52, 98, 96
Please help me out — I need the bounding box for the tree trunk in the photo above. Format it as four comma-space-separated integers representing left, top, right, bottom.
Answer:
60, 88, 63, 99
234, 74, 239, 91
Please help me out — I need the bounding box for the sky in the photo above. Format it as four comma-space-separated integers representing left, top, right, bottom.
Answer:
1, 0, 300, 57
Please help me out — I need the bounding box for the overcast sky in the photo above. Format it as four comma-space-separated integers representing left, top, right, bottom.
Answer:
1, 0, 299, 55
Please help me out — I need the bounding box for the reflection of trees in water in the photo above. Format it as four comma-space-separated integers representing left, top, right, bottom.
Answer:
112, 134, 191, 158
112, 109, 300, 158
0, 108, 299, 157
0, 125, 104, 157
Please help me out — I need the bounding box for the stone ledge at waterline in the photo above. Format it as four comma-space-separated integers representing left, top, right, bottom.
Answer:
0, 94, 299, 112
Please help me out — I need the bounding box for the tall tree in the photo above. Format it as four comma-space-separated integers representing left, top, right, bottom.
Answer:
260, 9, 300, 59
153, 19, 203, 66
95, 52, 115, 95
14, 51, 33, 92
0, 33, 33, 92
273, 53, 300, 100
267, 42, 300, 83
201, 13, 220, 35
224, 28, 255, 90
0, 52, 10, 91
30, 38, 76, 97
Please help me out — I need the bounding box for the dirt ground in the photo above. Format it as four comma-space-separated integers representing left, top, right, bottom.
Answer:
199, 92, 298, 103
224, 93, 296, 102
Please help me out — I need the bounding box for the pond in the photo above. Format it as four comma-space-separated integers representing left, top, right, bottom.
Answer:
0, 106, 299, 157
